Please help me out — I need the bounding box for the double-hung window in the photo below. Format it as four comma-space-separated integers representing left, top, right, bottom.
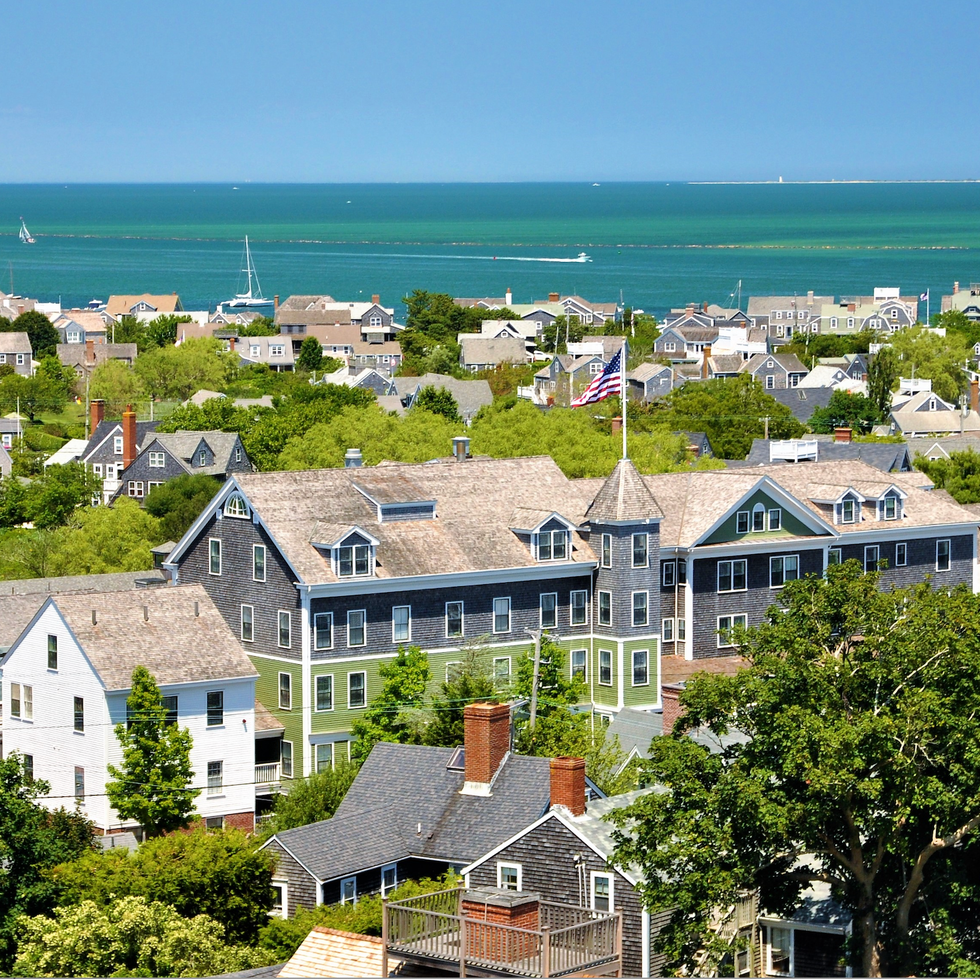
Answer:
632, 650, 649, 686
493, 597, 511, 634
632, 533, 648, 568
252, 545, 266, 582
883, 496, 898, 520
895, 542, 907, 566
597, 591, 611, 626
348, 610, 366, 646
47, 635, 57, 670
736, 510, 749, 534
278, 672, 292, 710
148, 451, 165, 468
601, 533, 611, 568
493, 657, 511, 683
598, 650, 612, 686
828, 547, 841, 566
752, 504, 766, 532
278, 611, 291, 648
570, 590, 587, 625
207, 761, 223, 795
632, 591, 648, 627
498, 863, 522, 891
571, 649, 587, 679
207, 691, 223, 726
392, 605, 411, 642
316, 675, 333, 711
209, 538, 221, 575
281, 742, 293, 778
770, 555, 799, 588
864, 545, 880, 573
381, 864, 398, 897
348, 671, 366, 708
841, 498, 856, 524
718, 614, 748, 648
591, 873, 613, 912
338, 544, 370, 577
538, 529, 567, 561
74, 696, 84, 732
74, 767, 85, 801
316, 743, 333, 772
662, 618, 674, 641
662, 562, 675, 587
446, 602, 463, 638
540, 592, 557, 630
937, 539, 951, 572
768, 509, 782, 531
314, 612, 333, 649
718, 559, 747, 592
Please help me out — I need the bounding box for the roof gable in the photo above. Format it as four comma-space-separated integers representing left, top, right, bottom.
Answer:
586, 458, 664, 525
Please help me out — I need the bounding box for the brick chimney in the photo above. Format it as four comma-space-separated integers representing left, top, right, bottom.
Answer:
85, 338, 96, 365
972, 378, 979, 415
122, 405, 137, 469
702, 344, 712, 379
702, 301, 708, 313
274, 295, 280, 310
462, 702, 510, 796
954, 281, 960, 295
834, 426, 853, 443
371, 294, 380, 305
548, 292, 560, 303
661, 683, 685, 735
550, 756, 586, 816
90, 398, 105, 435
228, 336, 236, 352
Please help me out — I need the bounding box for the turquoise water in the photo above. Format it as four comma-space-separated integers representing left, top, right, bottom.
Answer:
2, 183, 979, 314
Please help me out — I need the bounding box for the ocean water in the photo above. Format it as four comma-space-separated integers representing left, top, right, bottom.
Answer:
2, 182, 980, 316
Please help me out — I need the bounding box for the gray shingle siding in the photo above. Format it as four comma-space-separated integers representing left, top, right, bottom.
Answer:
591, 524, 660, 637
835, 533, 973, 590
265, 839, 319, 917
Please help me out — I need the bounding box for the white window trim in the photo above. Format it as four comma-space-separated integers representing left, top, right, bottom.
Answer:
347, 609, 367, 647
570, 589, 588, 626
662, 561, 676, 587
493, 656, 512, 683
769, 554, 799, 589
381, 863, 398, 897
601, 533, 612, 568
767, 924, 794, 976
828, 547, 842, 567
632, 533, 649, 568
736, 510, 749, 534
497, 862, 523, 891
445, 601, 464, 639
392, 604, 411, 643
252, 544, 266, 582
340, 876, 357, 905
597, 591, 612, 627
270, 880, 288, 919
278, 672, 292, 711
896, 542, 907, 567
864, 545, 880, 573
278, 610, 292, 649
598, 649, 613, 686
718, 559, 747, 593
631, 590, 649, 627
348, 670, 367, 709
590, 871, 614, 912
540, 592, 558, 630
718, 613, 748, 648
662, 618, 674, 642
570, 648, 588, 680
936, 539, 951, 572
208, 538, 221, 576
492, 597, 511, 634
314, 612, 333, 650
315, 674, 334, 712
768, 508, 782, 531
632, 649, 650, 687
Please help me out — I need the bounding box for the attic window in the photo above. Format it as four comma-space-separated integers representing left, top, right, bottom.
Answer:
447, 746, 465, 772
881, 496, 899, 521
338, 544, 371, 577
538, 529, 568, 561
224, 494, 249, 519
841, 498, 856, 524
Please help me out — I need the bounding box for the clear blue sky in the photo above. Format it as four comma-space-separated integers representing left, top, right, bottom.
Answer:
5, 0, 976, 182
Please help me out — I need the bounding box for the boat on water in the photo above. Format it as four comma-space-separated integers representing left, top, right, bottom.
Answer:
221, 236, 274, 313
19, 218, 35, 244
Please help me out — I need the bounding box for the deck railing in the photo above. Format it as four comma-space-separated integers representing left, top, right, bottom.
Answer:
254, 762, 280, 785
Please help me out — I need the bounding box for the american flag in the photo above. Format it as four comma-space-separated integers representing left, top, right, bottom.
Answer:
571, 348, 623, 407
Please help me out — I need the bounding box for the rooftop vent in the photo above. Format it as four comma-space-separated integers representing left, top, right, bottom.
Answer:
344, 448, 363, 469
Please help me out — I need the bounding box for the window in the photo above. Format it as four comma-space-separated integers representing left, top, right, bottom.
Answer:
662, 561, 675, 587
340, 877, 357, 905
10, 683, 20, 719
278, 611, 291, 648
74, 696, 84, 732
445, 661, 462, 683
349, 671, 367, 708
370, 314, 384, 329
632, 591, 648, 627
752, 503, 766, 532
736, 510, 749, 534
632, 650, 649, 686
393, 605, 411, 642
571, 648, 587, 679
207, 760, 223, 795
883, 496, 898, 520
896, 542, 907, 566
840, 498, 856, 524
445, 602, 463, 638
316, 742, 333, 772
314, 612, 332, 649
678, 559, 687, 584
493, 657, 511, 683
22, 754, 33, 783
252, 545, 266, 582
198, 450, 207, 467
113, 436, 123, 455
664, 341, 676, 352
235, 447, 242, 462
662, 618, 674, 642
937, 539, 951, 572
768, 508, 782, 531
770, 555, 799, 588
599, 650, 612, 686
162, 696, 178, 726
864, 545, 880, 573
279, 672, 292, 710
598, 591, 611, 626
250, 344, 260, 358
241, 605, 254, 642
498, 863, 522, 891
590, 361, 603, 374
270, 344, 285, 358
21, 684, 33, 721
315, 674, 334, 712
347, 609, 366, 646
47, 634, 57, 670
718, 614, 748, 648
538, 529, 567, 561
570, 590, 587, 626
540, 592, 557, 629
769, 925, 792, 975
207, 690, 223, 727
828, 548, 842, 566
148, 451, 165, 468
281, 741, 293, 778
338, 543, 370, 577
381, 864, 398, 897
209, 538, 221, 575
601, 533, 611, 568
591, 873, 613, 912
128, 481, 144, 498
718, 559, 747, 592
147, 481, 162, 492
632, 533, 648, 568
775, 311, 783, 320
677, 618, 687, 641
766, 375, 775, 390
74, 767, 85, 801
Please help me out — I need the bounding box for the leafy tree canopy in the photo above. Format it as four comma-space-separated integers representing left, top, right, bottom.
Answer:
611, 565, 980, 977
296, 335, 324, 372
808, 389, 882, 434
867, 346, 898, 420
0, 310, 61, 358
0, 462, 102, 530
13, 896, 274, 978
259, 762, 359, 839
133, 338, 238, 401
106, 666, 200, 837
238, 317, 279, 336
0, 373, 68, 422
931, 307, 980, 348
888, 325, 970, 403
144, 473, 222, 541
423, 644, 500, 749
783, 330, 875, 368
412, 385, 461, 423
914, 448, 980, 504
88, 359, 148, 417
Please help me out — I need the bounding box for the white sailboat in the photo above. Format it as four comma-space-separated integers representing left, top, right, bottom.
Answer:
19, 218, 35, 244
222, 236, 273, 312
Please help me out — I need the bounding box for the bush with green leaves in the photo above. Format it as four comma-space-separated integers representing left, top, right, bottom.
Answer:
259, 762, 359, 840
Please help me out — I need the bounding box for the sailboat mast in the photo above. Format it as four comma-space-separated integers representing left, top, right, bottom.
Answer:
243, 236, 253, 300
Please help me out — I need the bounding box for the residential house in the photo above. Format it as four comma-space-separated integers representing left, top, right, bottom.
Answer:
58, 340, 138, 379
941, 281, 980, 321
43, 439, 89, 469
113, 426, 252, 503
889, 390, 980, 438
739, 438, 913, 473
816, 353, 868, 380
0, 332, 32, 376
275, 295, 400, 343
481, 318, 540, 343
458, 335, 529, 372
906, 434, 980, 461
82, 401, 161, 501
769, 387, 835, 424
104, 294, 184, 323
746, 292, 831, 344
533, 353, 607, 405
532, 292, 620, 327
0, 291, 38, 320
0, 417, 22, 450
819, 289, 918, 336
627, 362, 674, 402
392, 373, 494, 422
0, 443, 11, 480
49, 310, 108, 345
706, 353, 745, 379
317, 367, 397, 398
0, 584, 258, 833
740, 352, 808, 390
349, 341, 403, 373
238, 336, 295, 372
653, 324, 718, 364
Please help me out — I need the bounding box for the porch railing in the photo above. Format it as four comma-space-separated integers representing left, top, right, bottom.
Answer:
255, 762, 280, 785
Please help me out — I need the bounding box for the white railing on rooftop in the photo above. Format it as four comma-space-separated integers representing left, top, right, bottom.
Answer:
769, 439, 819, 463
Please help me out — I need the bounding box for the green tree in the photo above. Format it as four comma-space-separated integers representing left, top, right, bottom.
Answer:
611, 565, 980, 977
889, 324, 970, 403
296, 335, 324, 372
239, 317, 279, 337
88, 359, 148, 416
13, 896, 274, 978
783, 330, 875, 369
5, 310, 60, 358
133, 338, 238, 401
914, 449, 980, 503
22, 463, 102, 529
259, 762, 359, 838
867, 346, 898, 420
931, 307, 980, 348
106, 667, 200, 838
144, 314, 191, 349
0, 373, 68, 421
541, 315, 585, 354
807, 389, 882, 433
110, 314, 149, 346
350, 646, 431, 763
144, 473, 222, 541
412, 385, 462, 423
49, 828, 275, 945
424, 645, 499, 748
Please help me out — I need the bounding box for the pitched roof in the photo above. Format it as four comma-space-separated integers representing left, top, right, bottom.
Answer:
586, 458, 664, 524
0, 569, 167, 597
768, 386, 835, 422
105, 294, 182, 317
84, 419, 160, 460
0, 595, 49, 652
708, 353, 744, 374
44, 584, 257, 690
398, 373, 494, 418
741, 439, 912, 472
0, 332, 32, 354
458, 335, 528, 366
741, 352, 808, 374
627, 362, 670, 383
145, 431, 245, 476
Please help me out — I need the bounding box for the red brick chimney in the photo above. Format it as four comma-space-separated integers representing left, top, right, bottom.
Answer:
122, 406, 137, 469
228, 336, 236, 352
549, 292, 560, 303
274, 295, 280, 311
834, 426, 853, 443
550, 756, 586, 816
462, 702, 510, 795
661, 683, 685, 735
90, 398, 105, 435
971, 378, 979, 415
85, 338, 95, 365
702, 344, 712, 379
371, 294, 380, 305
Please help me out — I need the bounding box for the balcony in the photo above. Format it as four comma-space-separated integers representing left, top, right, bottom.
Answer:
383, 886, 622, 978
255, 762, 281, 790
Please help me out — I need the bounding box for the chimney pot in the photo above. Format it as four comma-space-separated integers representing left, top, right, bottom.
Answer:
90, 398, 105, 435
462, 702, 510, 794
548, 292, 560, 303
344, 448, 363, 468
274, 295, 280, 310
550, 756, 586, 816
661, 682, 685, 734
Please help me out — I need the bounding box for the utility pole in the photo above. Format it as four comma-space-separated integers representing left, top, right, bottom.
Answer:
764, 415, 770, 439
526, 629, 543, 732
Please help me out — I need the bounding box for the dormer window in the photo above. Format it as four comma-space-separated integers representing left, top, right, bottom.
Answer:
198, 450, 207, 466
841, 498, 856, 524
338, 544, 370, 577
224, 493, 249, 519
538, 530, 568, 561
929, 399, 937, 411
752, 503, 766, 532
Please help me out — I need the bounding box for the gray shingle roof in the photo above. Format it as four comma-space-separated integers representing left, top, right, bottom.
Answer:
769, 386, 834, 422
586, 458, 664, 524
148, 431, 245, 476
741, 439, 912, 472
0, 569, 167, 596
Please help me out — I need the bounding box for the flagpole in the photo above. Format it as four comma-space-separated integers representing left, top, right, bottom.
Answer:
621, 339, 628, 460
